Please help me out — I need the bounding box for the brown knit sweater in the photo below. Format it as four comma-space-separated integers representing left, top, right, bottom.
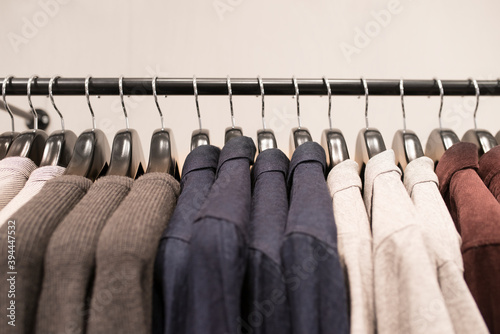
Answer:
0, 175, 92, 334
86, 172, 180, 334
35, 176, 134, 334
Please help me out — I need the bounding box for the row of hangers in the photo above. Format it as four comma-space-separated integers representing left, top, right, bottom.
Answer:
0, 76, 497, 182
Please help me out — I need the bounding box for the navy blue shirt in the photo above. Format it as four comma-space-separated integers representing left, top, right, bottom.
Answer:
187, 136, 256, 334
153, 145, 221, 334
241, 148, 291, 334
281, 142, 349, 334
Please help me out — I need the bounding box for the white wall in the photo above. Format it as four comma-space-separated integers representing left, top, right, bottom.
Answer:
1, 0, 499, 167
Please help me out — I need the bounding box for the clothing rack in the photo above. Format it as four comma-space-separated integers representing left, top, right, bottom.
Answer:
0, 100, 50, 130
1, 78, 500, 96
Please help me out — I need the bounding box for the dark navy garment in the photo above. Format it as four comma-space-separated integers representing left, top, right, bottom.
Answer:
187, 136, 256, 334
241, 148, 291, 334
153, 145, 221, 334
281, 142, 349, 334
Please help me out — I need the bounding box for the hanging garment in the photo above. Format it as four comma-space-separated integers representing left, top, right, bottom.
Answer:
327, 159, 374, 334
86, 172, 179, 334
35, 175, 134, 334
478, 145, 500, 203
0, 156, 37, 210
0, 165, 65, 227
404, 156, 489, 334
436, 142, 500, 334
364, 150, 455, 334
153, 145, 220, 334
282, 141, 349, 334
0, 175, 92, 334
241, 148, 291, 334
186, 136, 256, 334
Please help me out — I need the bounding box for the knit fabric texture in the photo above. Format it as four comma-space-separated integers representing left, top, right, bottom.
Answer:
0, 175, 92, 334
36, 175, 134, 334
0, 165, 65, 228
0, 156, 37, 210
87, 172, 179, 334
436, 142, 500, 334
327, 159, 375, 334
364, 150, 455, 334
405, 156, 489, 334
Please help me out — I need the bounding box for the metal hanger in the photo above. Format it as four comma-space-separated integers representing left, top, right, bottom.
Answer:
289, 76, 312, 156
256, 76, 277, 153
425, 78, 460, 165
64, 76, 110, 180
224, 75, 243, 143
392, 79, 424, 171
5, 75, 48, 165
106, 76, 146, 178
190, 75, 210, 151
39, 76, 77, 167
461, 78, 498, 156
0, 76, 19, 158
320, 76, 349, 172
146, 76, 180, 179
354, 77, 386, 173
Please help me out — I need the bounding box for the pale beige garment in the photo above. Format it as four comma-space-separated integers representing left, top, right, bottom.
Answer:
364, 150, 455, 334
0, 165, 65, 227
404, 156, 489, 334
0, 156, 37, 210
327, 159, 375, 334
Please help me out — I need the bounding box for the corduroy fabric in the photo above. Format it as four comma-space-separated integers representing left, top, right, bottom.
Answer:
87, 172, 179, 334
0, 165, 65, 228
405, 156, 489, 334
478, 145, 500, 203
0, 156, 37, 210
436, 142, 500, 334
35, 175, 134, 334
364, 150, 455, 334
0, 175, 92, 334
327, 159, 375, 334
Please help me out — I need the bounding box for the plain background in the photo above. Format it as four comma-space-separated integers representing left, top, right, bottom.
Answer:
1, 0, 500, 167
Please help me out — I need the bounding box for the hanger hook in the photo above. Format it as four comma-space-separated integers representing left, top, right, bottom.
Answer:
193, 76, 202, 131
323, 76, 332, 130
400, 78, 406, 133
293, 76, 301, 129
2, 76, 15, 132
433, 78, 444, 130
258, 76, 266, 130
227, 76, 235, 128
49, 75, 65, 131
118, 76, 129, 129
152, 76, 164, 130
27, 75, 39, 131
85, 76, 96, 130
361, 77, 369, 129
470, 78, 480, 130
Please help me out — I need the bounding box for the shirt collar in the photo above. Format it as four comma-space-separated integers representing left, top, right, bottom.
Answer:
327, 159, 362, 196
404, 156, 438, 196
252, 148, 289, 182
363, 149, 401, 213
0, 156, 37, 179
478, 145, 500, 188
435, 142, 478, 195
27, 165, 66, 183
217, 136, 256, 176
181, 145, 220, 178
287, 141, 326, 188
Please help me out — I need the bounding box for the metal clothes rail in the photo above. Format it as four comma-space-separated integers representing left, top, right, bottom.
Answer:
1, 78, 500, 96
